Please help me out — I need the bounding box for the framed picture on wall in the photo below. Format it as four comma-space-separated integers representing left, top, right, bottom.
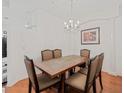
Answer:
81, 27, 100, 45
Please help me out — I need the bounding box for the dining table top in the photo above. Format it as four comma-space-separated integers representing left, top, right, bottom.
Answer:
34, 55, 86, 78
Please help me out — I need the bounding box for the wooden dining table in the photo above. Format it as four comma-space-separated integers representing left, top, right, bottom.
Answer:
34, 55, 86, 93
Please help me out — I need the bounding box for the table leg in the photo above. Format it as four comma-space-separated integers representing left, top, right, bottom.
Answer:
61, 73, 65, 93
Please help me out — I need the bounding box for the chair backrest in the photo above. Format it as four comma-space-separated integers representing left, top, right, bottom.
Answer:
85, 56, 99, 90
80, 49, 90, 59
41, 49, 53, 61
24, 56, 39, 89
96, 53, 104, 76
53, 49, 62, 58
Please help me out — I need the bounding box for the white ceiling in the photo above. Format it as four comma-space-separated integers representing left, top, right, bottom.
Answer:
34, 0, 120, 20
9, 0, 121, 21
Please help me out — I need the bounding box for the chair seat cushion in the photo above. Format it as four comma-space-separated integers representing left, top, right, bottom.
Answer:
65, 73, 87, 91
37, 75, 60, 90
79, 68, 88, 75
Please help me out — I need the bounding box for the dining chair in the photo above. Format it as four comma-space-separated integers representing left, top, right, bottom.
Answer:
53, 49, 62, 58
80, 49, 90, 68
80, 49, 90, 59
95, 53, 104, 89
72, 49, 90, 74
78, 49, 91, 74
79, 53, 104, 89
24, 56, 61, 93
41, 49, 54, 61
65, 56, 99, 93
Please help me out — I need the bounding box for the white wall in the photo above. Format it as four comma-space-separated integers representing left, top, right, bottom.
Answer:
115, 16, 122, 75
7, 0, 75, 86
7, 0, 121, 86
71, 18, 121, 75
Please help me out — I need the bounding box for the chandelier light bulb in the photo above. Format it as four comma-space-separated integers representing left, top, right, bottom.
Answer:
75, 24, 77, 28
71, 22, 73, 28
77, 20, 80, 24
64, 22, 66, 25
66, 25, 69, 29
69, 19, 72, 23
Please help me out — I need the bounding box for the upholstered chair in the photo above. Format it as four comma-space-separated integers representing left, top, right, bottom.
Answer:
72, 49, 90, 74
79, 53, 104, 89
53, 49, 62, 58
80, 49, 90, 67
24, 56, 60, 93
41, 49, 53, 61
95, 53, 104, 89
80, 49, 90, 59
65, 56, 99, 93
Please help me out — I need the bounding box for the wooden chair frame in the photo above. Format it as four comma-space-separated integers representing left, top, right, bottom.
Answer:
95, 53, 104, 89
65, 56, 99, 93
24, 56, 60, 93
41, 49, 54, 61
53, 49, 62, 58
80, 49, 90, 59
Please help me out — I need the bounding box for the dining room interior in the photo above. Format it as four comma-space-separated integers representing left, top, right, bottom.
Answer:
2, 0, 122, 93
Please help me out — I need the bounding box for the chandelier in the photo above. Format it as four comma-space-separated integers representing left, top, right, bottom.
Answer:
64, 0, 80, 31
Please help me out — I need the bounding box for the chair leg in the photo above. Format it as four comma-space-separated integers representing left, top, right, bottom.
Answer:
35, 89, 40, 93
57, 83, 61, 93
93, 80, 96, 93
35, 90, 40, 93
69, 69, 74, 76
99, 71, 103, 89
28, 79, 32, 93
64, 84, 66, 93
